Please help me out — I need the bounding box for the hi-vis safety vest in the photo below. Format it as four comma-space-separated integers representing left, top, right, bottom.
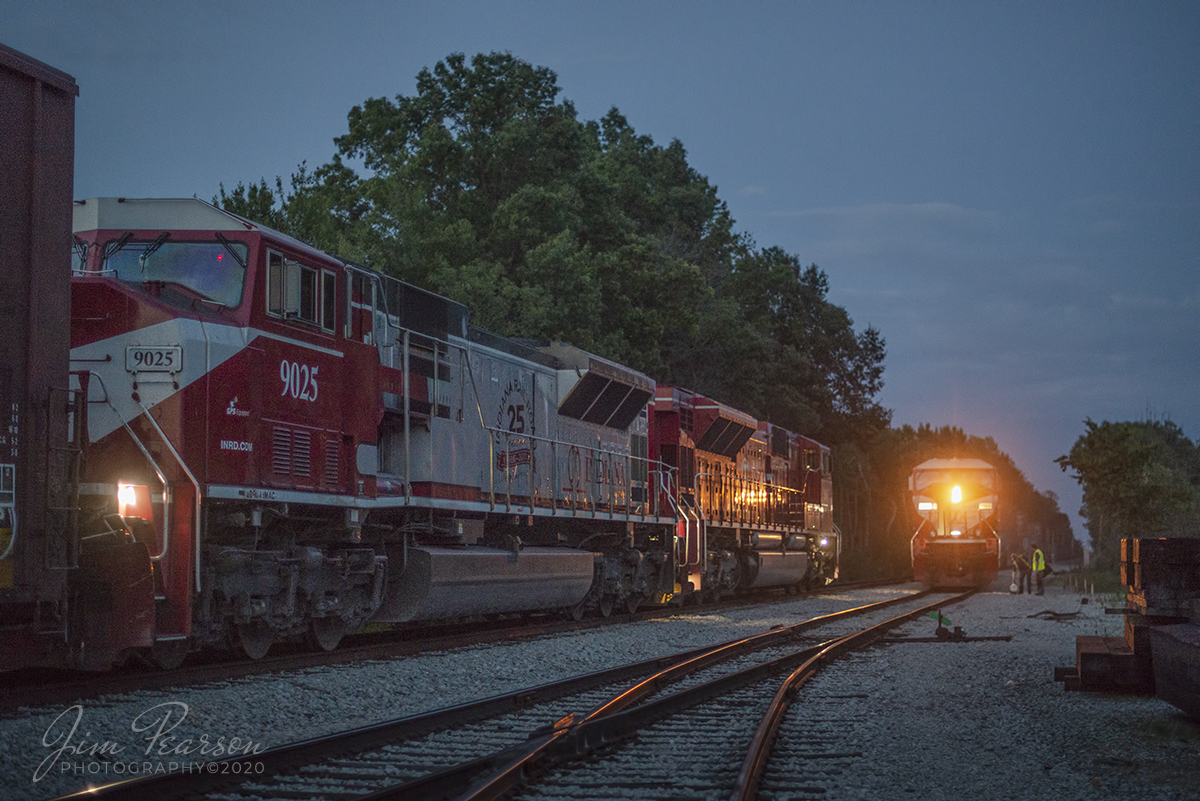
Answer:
1032, 549, 1045, 571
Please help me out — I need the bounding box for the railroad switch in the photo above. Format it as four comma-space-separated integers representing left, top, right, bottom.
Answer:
936, 624, 967, 640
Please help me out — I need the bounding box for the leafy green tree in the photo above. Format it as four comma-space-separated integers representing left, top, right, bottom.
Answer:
1057, 418, 1200, 565
213, 51, 932, 574
215, 51, 889, 427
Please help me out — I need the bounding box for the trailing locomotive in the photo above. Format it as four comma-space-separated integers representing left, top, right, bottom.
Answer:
0, 45, 837, 673
909, 458, 1000, 588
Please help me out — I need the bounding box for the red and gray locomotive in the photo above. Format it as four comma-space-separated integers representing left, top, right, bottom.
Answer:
0, 45, 837, 673
909, 458, 1000, 588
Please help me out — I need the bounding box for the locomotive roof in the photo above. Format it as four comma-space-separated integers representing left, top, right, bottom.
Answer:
912, 458, 996, 472
73, 197, 336, 265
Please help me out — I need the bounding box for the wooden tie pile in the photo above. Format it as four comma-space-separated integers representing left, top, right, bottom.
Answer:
1057, 538, 1200, 720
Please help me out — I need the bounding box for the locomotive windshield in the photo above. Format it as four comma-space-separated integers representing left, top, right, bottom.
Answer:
102, 235, 247, 307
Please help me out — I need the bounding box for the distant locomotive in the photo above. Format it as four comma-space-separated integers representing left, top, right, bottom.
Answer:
909, 458, 1000, 588
0, 46, 838, 673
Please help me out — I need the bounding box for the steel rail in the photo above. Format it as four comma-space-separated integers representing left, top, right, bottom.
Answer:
729, 588, 978, 801
450, 590, 947, 801
47, 647, 708, 801
5, 575, 910, 712
345, 591, 937, 801
54, 588, 927, 801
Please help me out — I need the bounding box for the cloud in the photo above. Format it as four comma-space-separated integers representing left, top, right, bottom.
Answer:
1109, 292, 1196, 310
771, 201, 1003, 239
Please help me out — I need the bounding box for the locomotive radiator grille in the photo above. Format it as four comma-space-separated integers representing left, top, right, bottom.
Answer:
293, 430, 311, 477
272, 426, 313, 480
272, 427, 292, 476
324, 438, 339, 486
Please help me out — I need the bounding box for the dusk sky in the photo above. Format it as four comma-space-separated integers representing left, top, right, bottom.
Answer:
6, 1, 1198, 543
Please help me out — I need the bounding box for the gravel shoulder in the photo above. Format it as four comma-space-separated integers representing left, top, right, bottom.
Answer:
773, 579, 1200, 801
1, 581, 1196, 801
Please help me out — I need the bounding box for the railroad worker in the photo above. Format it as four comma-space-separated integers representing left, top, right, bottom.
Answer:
1011, 551, 1032, 594
1031, 543, 1047, 596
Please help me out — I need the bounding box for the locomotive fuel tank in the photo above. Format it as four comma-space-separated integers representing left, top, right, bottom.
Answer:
373, 545, 596, 622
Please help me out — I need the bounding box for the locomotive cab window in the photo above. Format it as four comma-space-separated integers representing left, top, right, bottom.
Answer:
102, 235, 247, 307
266, 249, 336, 332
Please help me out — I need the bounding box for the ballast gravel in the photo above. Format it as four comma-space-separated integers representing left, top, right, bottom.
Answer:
0, 581, 1196, 801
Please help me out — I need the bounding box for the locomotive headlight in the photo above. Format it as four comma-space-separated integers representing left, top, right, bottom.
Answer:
819, 537, 829, 547
118, 483, 137, 515
116, 482, 152, 521
918, 502, 936, 511
951, 485, 962, 504
950, 529, 962, 537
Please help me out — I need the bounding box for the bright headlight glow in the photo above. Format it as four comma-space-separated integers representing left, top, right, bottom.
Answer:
819, 538, 829, 547
950, 529, 962, 537
951, 485, 962, 504
118, 483, 137, 512
918, 501, 936, 511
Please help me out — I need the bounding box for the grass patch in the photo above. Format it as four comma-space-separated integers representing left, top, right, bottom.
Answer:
1142, 715, 1200, 743
1049, 567, 1123, 595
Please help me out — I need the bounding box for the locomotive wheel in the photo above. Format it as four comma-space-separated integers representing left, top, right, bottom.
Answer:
307, 617, 345, 652
625, 594, 641, 615
150, 639, 189, 670
235, 621, 273, 660
569, 601, 587, 622
599, 595, 614, 618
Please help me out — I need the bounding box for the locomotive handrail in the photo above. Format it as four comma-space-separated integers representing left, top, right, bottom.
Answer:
451, 326, 676, 523
73, 370, 172, 564
484, 425, 673, 522
459, 334, 495, 506
691, 471, 811, 532
381, 317, 679, 525
402, 328, 411, 504
135, 399, 202, 589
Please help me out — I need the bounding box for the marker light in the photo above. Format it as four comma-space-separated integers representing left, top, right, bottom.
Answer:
819, 538, 829, 547
951, 485, 962, 504
950, 529, 962, 537
918, 502, 937, 511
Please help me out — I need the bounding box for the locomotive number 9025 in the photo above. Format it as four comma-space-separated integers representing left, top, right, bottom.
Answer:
280, 360, 319, 402
125, 346, 181, 372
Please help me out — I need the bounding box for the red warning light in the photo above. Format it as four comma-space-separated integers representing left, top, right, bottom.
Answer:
217, 253, 223, 261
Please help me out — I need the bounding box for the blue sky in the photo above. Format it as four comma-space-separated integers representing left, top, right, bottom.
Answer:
6, 1, 1199, 542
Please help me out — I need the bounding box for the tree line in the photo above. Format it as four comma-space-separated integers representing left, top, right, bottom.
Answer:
217, 51, 1070, 576
1057, 418, 1199, 567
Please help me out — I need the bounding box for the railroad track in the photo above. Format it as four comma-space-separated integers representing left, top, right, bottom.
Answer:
5, 576, 910, 713
53, 585, 963, 801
